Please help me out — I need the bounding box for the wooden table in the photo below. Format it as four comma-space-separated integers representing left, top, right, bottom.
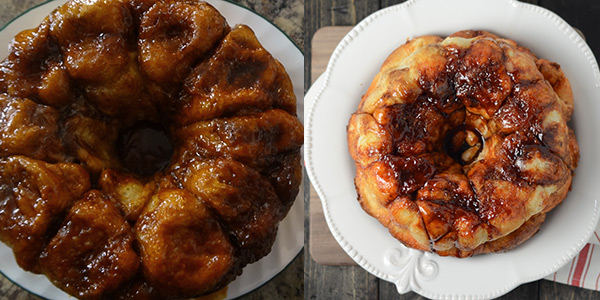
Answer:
304, 0, 600, 299
0, 1, 303, 299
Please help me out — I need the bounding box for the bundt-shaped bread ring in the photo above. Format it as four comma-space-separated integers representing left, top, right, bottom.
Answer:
347, 30, 578, 258
0, 0, 302, 298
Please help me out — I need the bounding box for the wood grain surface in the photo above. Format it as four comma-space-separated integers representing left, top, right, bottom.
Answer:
304, 0, 600, 299
308, 26, 355, 266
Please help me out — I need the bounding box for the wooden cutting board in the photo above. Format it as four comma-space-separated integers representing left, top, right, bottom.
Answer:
308, 26, 357, 266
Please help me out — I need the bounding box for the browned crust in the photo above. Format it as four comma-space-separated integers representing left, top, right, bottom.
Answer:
0, 0, 303, 298
348, 30, 578, 257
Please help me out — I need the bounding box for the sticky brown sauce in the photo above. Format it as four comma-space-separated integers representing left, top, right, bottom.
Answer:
194, 286, 228, 300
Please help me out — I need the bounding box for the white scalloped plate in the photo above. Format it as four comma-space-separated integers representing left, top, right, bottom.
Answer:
305, 0, 600, 298
0, 1, 304, 299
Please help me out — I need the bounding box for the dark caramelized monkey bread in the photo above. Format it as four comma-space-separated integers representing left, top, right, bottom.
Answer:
0, 0, 303, 298
347, 30, 578, 258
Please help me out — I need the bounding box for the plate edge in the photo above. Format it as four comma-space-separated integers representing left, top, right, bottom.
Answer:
304, 0, 600, 298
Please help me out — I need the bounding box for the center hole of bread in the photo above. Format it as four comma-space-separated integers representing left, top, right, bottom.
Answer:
444, 125, 483, 165
117, 121, 173, 177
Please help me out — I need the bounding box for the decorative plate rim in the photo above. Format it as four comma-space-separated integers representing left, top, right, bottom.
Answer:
304, 0, 600, 298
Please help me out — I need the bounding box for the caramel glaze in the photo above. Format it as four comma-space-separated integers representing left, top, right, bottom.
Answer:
348, 30, 578, 257
0, 0, 303, 299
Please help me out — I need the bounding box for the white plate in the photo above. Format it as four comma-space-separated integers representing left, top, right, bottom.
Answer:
305, 0, 600, 298
0, 1, 304, 299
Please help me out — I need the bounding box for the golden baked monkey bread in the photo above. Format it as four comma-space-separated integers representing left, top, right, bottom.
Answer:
0, 0, 303, 299
347, 30, 578, 258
